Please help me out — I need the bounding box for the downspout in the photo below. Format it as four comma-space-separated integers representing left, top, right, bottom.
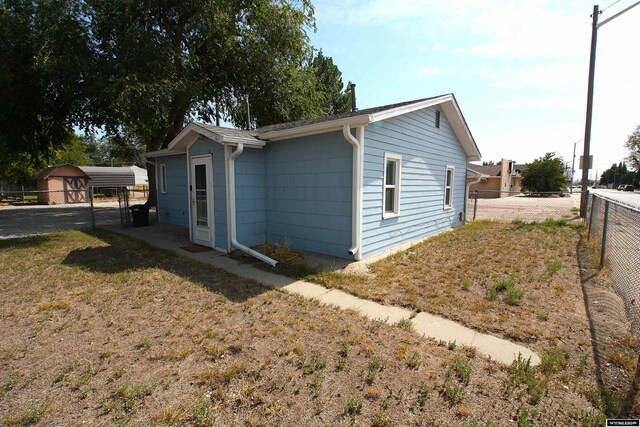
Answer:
225, 143, 278, 266
342, 125, 364, 260
465, 164, 483, 225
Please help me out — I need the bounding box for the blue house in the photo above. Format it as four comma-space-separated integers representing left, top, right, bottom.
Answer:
145, 94, 481, 265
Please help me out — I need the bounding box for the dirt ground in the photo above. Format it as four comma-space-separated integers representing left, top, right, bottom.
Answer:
0, 230, 608, 425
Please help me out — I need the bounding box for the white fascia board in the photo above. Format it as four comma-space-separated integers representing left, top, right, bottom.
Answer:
441, 101, 481, 162
220, 134, 266, 147
369, 95, 453, 123
166, 122, 265, 152
143, 149, 184, 158
260, 115, 371, 141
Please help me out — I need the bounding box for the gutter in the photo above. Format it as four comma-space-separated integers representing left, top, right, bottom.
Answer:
224, 143, 278, 267
465, 166, 485, 224
342, 125, 364, 260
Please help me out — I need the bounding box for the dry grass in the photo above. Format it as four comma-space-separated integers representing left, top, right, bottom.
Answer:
0, 229, 609, 424
306, 220, 587, 353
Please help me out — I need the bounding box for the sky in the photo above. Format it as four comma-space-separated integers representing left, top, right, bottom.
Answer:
307, 0, 640, 179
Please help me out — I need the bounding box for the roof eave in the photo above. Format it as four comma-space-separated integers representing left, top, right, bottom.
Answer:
260, 115, 372, 141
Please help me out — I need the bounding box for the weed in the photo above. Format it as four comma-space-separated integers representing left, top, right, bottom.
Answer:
416, 382, 431, 407
1, 371, 21, 398
337, 343, 350, 371
462, 278, 472, 291
396, 318, 413, 331
505, 286, 524, 306
343, 394, 364, 416
540, 346, 570, 374
198, 365, 241, 388
447, 340, 457, 351
442, 374, 464, 406
574, 409, 606, 427
576, 352, 590, 376
54, 362, 76, 384
371, 412, 394, 427
546, 260, 562, 277
406, 351, 422, 369
451, 357, 472, 386
109, 381, 157, 413
366, 356, 386, 384
486, 278, 524, 306
515, 406, 538, 427
3, 403, 48, 426
537, 310, 549, 321
505, 354, 546, 405
299, 354, 327, 375
137, 336, 152, 350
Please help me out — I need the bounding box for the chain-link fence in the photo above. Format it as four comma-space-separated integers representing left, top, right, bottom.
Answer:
586, 192, 640, 336
0, 187, 156, 239
467, 190, 581, 222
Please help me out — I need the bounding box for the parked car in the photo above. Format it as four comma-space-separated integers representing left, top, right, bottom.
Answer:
623, 185, 635, 192
617, 185, 626, 191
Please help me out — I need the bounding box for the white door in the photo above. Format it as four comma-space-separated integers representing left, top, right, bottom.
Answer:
190, 155, 213, 247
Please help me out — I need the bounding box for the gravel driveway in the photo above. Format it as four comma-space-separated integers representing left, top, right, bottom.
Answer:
467, 193, 580, 222
0, 202, 125, 239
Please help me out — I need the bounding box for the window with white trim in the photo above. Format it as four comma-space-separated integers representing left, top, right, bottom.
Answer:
444, 165, 454, 208
160, 164, 167, 194
383, 153, 401, 218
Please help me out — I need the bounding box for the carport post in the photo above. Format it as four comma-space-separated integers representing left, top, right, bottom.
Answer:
90, 187, 96, 228
600, 200, 609, 269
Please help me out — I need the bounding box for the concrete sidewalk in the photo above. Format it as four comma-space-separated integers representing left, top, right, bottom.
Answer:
106, 224, 540, 366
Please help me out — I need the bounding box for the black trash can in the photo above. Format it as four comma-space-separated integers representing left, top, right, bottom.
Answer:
130, 204, 150, 227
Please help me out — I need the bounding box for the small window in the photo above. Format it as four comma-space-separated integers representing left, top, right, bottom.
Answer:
383, 153, 401, 218
160, 164, 167, 194
435, 110, 441, 129
444, 166, 454, 208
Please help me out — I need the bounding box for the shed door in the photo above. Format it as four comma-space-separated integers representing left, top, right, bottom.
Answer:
190, 156, 213, 247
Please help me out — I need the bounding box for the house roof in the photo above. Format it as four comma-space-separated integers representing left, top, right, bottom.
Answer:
146, 94, 481, 161
35, 164, 89, 180
467, 164, 502, 177
255, 96, 442, 133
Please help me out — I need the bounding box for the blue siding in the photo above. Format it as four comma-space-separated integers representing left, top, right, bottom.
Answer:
362, 106, 467, 258
189, 138, 227, 249
156, 154, 189, 227
264, 132, 352, 259
235, 148, 266, 247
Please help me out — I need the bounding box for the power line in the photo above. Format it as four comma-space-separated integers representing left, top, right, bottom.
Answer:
602, 0, 623, 12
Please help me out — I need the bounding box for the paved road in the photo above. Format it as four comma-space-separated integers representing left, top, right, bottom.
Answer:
591, 189, 640, 210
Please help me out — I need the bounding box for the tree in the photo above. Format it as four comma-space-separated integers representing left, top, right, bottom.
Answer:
0, 0, 91, 171
600, 162, 635, 187
85, 0, 350, 204
2, 1, 351, 194
521, 153, 567, 193
626, 125, 640, 172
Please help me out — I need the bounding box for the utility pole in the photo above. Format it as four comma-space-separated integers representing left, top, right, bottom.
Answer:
580, 1, 640, 216
580, 5, 599, 217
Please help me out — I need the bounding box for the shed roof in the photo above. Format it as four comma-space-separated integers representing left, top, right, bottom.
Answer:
78, 166, 136, 187
35, 164, 89, 180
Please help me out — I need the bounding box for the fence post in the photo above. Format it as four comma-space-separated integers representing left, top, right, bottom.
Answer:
90, 187, 96, 228
473, 190, 478, 221
21, 185, 25, 202
600, 200, 609, 269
